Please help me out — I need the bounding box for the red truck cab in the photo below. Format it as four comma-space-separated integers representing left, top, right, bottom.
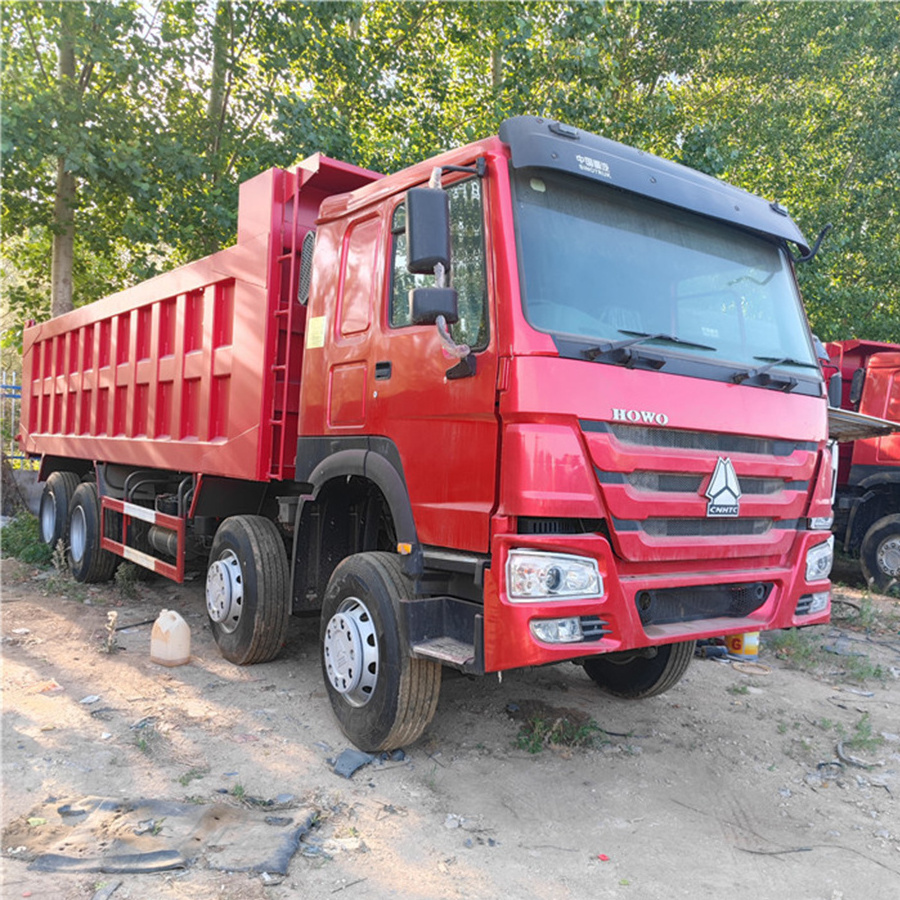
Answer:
826, 339, 900, 591
20, 117, 835, 751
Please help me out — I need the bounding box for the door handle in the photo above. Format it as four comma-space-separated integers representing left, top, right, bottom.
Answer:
375, 361, 392, 380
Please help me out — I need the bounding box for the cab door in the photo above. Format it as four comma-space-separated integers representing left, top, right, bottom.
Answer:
367, 176, 499, 553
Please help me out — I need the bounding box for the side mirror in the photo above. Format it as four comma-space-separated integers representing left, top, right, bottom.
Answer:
827, 371, 843, 408
411, 287, 459, 326
849, 368, 866, 408
406, 188, 451, 274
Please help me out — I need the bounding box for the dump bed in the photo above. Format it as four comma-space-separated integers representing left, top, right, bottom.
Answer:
19, 156, 380, 482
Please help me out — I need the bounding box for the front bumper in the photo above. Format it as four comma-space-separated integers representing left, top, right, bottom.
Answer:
482, 530, 831, 673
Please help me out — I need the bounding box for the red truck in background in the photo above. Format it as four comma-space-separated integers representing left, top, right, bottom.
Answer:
825, 340, 900, 593
19, 116, 836, 751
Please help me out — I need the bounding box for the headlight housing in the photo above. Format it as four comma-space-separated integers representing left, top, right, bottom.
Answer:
507, 550, 603, 601
805, 536, 834, 582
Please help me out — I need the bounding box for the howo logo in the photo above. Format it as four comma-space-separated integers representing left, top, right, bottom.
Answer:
705, 457, 742, 518
611, 408, 670, 426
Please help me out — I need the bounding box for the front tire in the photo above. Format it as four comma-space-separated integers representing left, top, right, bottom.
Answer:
39, 471, 80, 547
860, 514, 900, 595
321, 552, 441, 752
582, 640, 695, 699
68, 482, 118, 583
206, 516, 290, 665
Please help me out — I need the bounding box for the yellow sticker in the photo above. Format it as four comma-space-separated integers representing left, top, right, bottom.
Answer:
306, 316, 326, 349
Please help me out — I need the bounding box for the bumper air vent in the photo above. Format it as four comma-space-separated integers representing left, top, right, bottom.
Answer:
518, 517, 603, 535
579, 616, 610, 642
635, 581, 773, 626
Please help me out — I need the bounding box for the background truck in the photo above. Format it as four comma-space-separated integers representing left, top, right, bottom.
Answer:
825, 339, 900, 593
19, 116, 836, 751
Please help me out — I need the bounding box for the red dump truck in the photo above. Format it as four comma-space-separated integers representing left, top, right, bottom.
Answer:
20, 116, 835, 750
826, 340, 900, 593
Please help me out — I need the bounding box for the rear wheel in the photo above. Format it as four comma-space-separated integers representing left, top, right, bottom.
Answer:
206, 516, 290, 665
321, 552, 441, 752
582, 640, 696, 699
68, 482, 118, 583
39, 471, 80, 548
860, 514, 900, 595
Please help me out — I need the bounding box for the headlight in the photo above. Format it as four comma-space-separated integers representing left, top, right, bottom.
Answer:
805, 536, 834, 582
507, 550, 603, 601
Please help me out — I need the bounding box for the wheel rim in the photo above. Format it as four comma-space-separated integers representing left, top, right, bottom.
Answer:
40, 491, 56, 544
323, 596, 379, 708
70, 506, 87, 563
206, 550, 244, 633
876, 535, 900, 578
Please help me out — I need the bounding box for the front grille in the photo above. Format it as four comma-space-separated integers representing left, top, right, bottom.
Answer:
635, 582, 773, 626
625, 471, 785, 495
579, 616, 610, 642
640, 518, 774, 537
583, 421, 812, 457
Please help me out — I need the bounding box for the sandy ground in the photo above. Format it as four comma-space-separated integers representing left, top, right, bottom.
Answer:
2, 554, 899, 900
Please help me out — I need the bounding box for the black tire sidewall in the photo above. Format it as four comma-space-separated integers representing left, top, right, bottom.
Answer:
583, 640, 695, 699
208, 521, 264, 662
207, 516, 290, 665
861, 514, 900, 594
320, 555, 406, 751
40, 472, 79, 547
68, 482, 117, 583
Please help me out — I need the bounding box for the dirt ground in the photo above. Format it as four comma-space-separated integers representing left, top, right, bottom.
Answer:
2, 554, 899, 900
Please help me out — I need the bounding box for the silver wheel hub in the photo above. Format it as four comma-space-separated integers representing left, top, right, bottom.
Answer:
206, 550, 244, 633
70, 506, 87, 563
876, 536, 900, 577
40, 491, 56, 544
323, 597, 378, 707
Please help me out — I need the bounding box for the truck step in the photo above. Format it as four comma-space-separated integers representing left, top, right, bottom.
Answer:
411, 637, 475, 667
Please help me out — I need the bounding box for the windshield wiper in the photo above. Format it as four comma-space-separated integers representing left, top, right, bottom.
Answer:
584, 330, 717, 366
732, 356, 819, 385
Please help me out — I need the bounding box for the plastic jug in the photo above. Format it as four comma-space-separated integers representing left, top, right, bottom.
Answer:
150, 609, 191, 666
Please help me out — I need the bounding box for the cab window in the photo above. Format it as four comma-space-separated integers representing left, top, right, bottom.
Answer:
390, 178, 488, 350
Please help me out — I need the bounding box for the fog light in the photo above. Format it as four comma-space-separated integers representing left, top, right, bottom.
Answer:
807, 590, 830, 614
805, 536, 834, 582
530, 617, 584, 644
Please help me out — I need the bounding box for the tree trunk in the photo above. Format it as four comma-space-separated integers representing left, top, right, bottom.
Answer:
50, 7, 77, 317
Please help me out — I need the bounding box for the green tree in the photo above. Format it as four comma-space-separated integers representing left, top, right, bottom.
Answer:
2, 1, 161, 317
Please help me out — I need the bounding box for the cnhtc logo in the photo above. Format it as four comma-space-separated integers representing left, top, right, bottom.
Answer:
705, 457, 742, 517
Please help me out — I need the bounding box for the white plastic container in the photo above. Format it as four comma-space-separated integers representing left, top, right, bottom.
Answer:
150, 609, 191, 666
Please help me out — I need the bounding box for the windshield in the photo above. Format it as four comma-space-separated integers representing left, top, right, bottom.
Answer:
512, 169, 817, 374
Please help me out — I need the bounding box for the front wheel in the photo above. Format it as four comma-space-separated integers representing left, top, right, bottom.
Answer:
860, 514, 900, 595
321, 552, 441, 752
582, 640, 696, 699
207, 516, 290, 665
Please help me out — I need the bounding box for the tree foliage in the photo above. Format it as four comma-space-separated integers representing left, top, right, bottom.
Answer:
2, 1, 897, 342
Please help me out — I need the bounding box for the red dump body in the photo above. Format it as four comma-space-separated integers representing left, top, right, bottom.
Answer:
825, 340, 900, 487
20, 155, 380, 482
